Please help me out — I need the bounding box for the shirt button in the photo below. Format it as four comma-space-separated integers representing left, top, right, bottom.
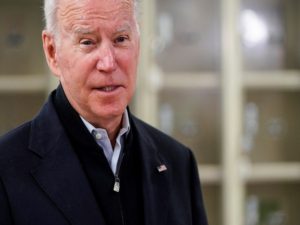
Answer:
94, 132, 102, 140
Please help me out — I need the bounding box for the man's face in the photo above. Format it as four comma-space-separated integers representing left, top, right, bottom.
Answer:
43, 0, 140, 126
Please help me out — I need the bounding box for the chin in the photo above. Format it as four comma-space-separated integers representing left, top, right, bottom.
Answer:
93, 104, 126, 119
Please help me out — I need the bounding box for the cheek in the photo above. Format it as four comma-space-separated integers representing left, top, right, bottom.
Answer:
118, 49, 139, 73
58, 52, 93, 84
56, 48, 73, 76
121, 59, 137, 92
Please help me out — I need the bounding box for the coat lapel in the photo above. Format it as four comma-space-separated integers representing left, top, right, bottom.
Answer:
28, 100, 106, 225
132, 117, 170, 225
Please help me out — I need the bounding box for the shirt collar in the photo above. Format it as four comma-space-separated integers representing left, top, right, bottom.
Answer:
80, 109, 131, 137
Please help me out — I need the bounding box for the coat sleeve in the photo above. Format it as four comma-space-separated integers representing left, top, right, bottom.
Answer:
188, 150, 208, 225
0, 177, 14, 225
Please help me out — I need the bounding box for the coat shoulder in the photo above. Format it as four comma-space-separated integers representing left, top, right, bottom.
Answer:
0, 121, 31, 149
0, 121, 32, 168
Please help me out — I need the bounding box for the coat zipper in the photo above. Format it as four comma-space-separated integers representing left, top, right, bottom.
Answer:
113, 152, 124, 193
113, 152, 125, 225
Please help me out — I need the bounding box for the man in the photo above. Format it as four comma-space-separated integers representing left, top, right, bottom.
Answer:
0, 0, 208, 224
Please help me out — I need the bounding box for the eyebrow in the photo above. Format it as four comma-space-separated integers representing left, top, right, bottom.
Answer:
74, 28, 95, 35
115, 24, 132, 33
74, 23, 132, 34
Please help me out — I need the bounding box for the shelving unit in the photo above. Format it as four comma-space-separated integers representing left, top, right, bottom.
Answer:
136, 0, 300, 225
2, 1, 300, 225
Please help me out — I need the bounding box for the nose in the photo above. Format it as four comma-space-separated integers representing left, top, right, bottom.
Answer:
96, 43, 117, 73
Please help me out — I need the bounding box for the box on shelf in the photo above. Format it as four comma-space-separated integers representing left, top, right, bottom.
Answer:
202, 185, 221, 225
246, 183, 300, 225
243, 90, 300, 162
158, 88, 221, 164
241, 0, 300, 71
0, 93, 45, 135
154, 0, 221, 73
0, 3, 45, 75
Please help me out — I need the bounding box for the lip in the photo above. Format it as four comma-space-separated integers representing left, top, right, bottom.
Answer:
93, 85, 123, 94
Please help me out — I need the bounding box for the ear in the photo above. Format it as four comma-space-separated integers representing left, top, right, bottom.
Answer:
42, 30, 61, 77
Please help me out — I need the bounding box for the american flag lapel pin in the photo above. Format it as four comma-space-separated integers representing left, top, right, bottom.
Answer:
157, 164, 167, 173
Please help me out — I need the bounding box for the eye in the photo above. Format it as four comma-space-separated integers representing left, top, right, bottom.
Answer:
80, 39, 95, 46
114, 35, 129, 44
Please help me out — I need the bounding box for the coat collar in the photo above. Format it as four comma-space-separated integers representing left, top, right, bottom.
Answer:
131, 116, 170, 225
28, 95, 106, 225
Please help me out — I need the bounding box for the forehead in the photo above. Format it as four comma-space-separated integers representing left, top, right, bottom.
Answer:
57, 0, 135, 31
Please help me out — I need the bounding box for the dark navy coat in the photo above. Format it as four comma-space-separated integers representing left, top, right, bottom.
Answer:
0, 95, 208, 225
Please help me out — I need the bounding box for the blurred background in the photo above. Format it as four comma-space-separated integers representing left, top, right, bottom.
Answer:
1, 0, 300, 225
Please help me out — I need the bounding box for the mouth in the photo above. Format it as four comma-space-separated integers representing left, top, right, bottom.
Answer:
95, 85, 122, 93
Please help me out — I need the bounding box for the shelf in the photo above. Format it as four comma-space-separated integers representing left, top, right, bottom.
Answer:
244, 90, 300, 163
162, 72, 219, 89
198, 165, 221, 184
159, 88, 221, 165
243, 162, 300, 183
157, 70, 300, 90
199, 162, 300, 184
244, 71, 300, 90
0, 75, 47, 93
246, 183, 300, 225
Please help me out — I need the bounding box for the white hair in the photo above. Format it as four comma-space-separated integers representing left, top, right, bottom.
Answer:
43, 0, 58, 34
43, 0, 140, 34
